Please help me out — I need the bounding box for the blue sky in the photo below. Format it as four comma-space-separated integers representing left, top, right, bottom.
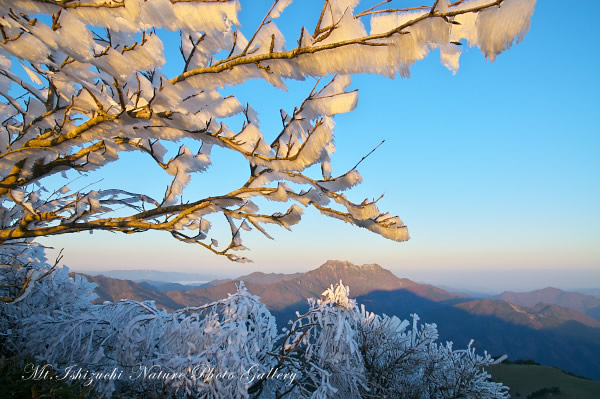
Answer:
39, 0, 599, 293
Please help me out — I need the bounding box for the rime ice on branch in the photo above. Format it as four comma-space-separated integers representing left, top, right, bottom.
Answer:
0, 0, 535, 270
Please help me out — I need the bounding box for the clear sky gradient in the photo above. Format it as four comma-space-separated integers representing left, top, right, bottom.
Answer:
39, 0, 599, 293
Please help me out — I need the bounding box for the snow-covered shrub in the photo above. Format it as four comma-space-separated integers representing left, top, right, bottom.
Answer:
19, 281, 276, 398
358, 310, 509, 398
262, 282, 367, 398
0, 241, 97, 355
2, 266, 509, 399
262, 282, 508, 399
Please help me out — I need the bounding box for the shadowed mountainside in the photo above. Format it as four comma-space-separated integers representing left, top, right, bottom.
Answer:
497, 287, 600, 321
456, 299, 600, 329
423, 304, 600, 381
347, 290, 600, 380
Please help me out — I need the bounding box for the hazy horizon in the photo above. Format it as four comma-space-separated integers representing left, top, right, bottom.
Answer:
72, 259, 600, 295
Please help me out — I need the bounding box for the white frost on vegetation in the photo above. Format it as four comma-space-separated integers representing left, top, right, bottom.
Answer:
271, 0, 293, 19
476, 0, 537, 61
1, 269, 511, 397
318, 170, 362, 192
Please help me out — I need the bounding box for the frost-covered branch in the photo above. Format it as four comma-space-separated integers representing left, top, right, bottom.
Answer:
0, 0, 536, 263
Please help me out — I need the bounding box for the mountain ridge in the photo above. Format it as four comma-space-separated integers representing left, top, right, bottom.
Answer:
496, 287, 600, 321
159, 260, 466, 311
76, 260, 600, 380
203, 271, 303, 287
455, 298, 600, 329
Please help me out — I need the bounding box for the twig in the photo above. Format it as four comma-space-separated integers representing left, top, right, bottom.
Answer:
350, 140, 385, 171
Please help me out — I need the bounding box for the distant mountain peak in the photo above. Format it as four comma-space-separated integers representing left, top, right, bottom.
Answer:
539, 287, 563, 293
500, 287, 563, 297
360, 263, 386, 271
496, 287, 600, 321
319, 260, 357, 268
456, 298, 600, 330
313, 260, 388, 274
